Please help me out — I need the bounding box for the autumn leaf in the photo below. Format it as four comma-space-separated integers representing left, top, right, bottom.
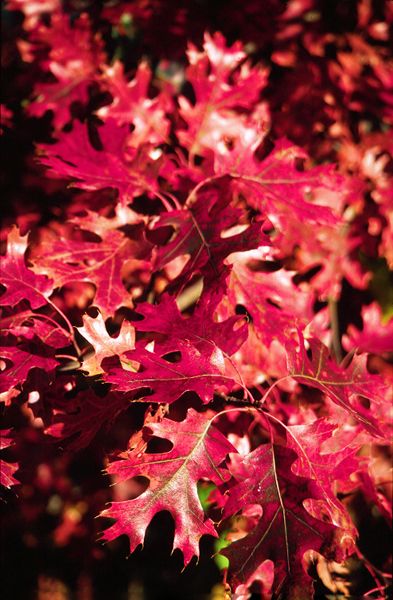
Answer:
0, 343, 58, 397
179, 32, 268, 156
97, 60, 171, 147
151, 180, 269, 282
286, 333, 390, 436
0, 430, 19, 489
133, 280, 248, 360
45, 388, 129, 451
39, 119, 164, 202
284, 418, 359, 539
105, 342, 237, 404
101, 409, 236, 563
32, 213, 151, 317
221, 139, 342, 227
77, 312, 135, 376
27, 13, 104, 129
0, 311, 71, 349
222, 444, 340, 598
0, 226, 54, 310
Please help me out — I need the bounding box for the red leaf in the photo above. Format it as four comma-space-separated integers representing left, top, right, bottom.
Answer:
179, 32, 268, 156
222, 444, 340, 597
221, 139, 341, 227
40, 121, 164, 203
45, 389, 128, 451
0, 343, 58, 396
27, 14, 104, 129
343, 302, 393, 354
97, 60, 171, 146
287, 334, 390, 436
32, 212, 151, 317
105, 341, 236, 404
0, 227, 53, 310
151, 180, 269, 281
284, 419, 359, 537
0, 311, 71, 349
0, 430, 19, 488
133, 281, 247, 359
101, 409, 236, 564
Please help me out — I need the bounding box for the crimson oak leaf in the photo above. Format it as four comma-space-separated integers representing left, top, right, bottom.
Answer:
27, 13, 104, 129
0, 344, 58, 397
97, 60, 171, 147
179, 32, 268, 156
284, 419, 359, 537
0, 311, 71, 349
220, 139, 341, 227
224, 254, 315, 349
222, 444, 339, 598
0, 430, 19, 488
151, 181, 269, 281
133, 282, 247, 359
287, 334, 390, 436
32, 213, 151, 317
39, 120, 162, 202
105, 341, 237, 404
343, 302, 393, 354
101, 409, 236, 564
45, 389, 129, 451
0, 227, 54, 310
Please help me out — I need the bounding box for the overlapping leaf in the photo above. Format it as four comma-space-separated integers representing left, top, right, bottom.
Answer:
222, 444, 340, 598
98, 60, 171, 146
219, 139, 342, 227
133, 281, 248, 358
40, 120, 163, 201
0, 430, 19, 488
46, 388, 129, 451
179, 32, 269, 156
77, 312, 135, 375
0, 343, 58, 397
27, 13, 104, 129
106, 277, 245, 402
101, 409, 236, 563
284, 419, 359, 536
1, 311, 71, 349
286, 334, 390, 436
151, 180, 269, 281
105, 342, 236, 404
32, 213, 151, 317
0, 227, 53, 309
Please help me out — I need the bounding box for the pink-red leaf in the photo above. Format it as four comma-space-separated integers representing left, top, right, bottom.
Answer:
152, 180, 269, 281
32, 213, 151, 317
101, 409, 236, 564
222, 444, 340, 597
105, 342, 236, 404
0, 430, 19, 488
0, 344, 58, 396
287, 334, 389, 436
0, 227, 53, 310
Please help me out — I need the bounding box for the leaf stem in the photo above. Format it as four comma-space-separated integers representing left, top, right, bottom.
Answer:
45, 297, 82, 356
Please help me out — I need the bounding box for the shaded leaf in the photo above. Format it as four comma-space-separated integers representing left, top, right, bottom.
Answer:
222, 444, 339, 598
287, 334, 389, 436
0, 227, 53, 310
0, 430, 19, 488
